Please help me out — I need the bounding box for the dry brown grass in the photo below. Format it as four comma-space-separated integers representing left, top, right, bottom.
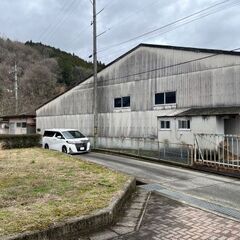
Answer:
0, 148, 130, 237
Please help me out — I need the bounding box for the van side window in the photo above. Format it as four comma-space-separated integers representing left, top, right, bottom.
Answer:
55, 132, 64, 139
43, 131, 55, 137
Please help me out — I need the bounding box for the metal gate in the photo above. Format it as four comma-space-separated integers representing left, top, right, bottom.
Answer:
194, 133, 240, 169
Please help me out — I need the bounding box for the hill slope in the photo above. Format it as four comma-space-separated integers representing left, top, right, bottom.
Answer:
0, 38, 104, 115
25, 41, 105, 86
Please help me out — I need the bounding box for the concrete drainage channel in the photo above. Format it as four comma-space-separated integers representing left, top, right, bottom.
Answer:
141, 183, 240, 222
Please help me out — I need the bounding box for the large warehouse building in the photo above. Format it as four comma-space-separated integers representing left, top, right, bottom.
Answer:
36, 43, 240, 150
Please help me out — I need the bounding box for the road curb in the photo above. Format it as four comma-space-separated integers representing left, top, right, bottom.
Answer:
1, 178, 136, 240
93, 148, 190, 167
93, 149, 240, 180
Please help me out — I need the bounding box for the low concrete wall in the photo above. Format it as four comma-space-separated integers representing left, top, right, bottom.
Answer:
1, 178, 136, 240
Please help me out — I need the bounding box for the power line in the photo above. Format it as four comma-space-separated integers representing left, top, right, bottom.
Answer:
81, 46, 240, 86
38, 0, 78, 42
72, 24, 92, 42
98, 0, 235, 55
98, 0, 240, 62
71, 0, 110, 55
97, 0, 237, 55
100, 0, 118, 10
78, 61, 240, 90
100, 0, 164, 32
44, 0, 80, 43
99, 0, 240, 61
141, 0, 240, 43
95, 0, 165, 52
38, 0, 74, 41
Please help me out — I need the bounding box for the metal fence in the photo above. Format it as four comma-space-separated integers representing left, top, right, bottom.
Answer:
194, 133, 240, 169
92, 133, 240, 173
96, 137, 193, 166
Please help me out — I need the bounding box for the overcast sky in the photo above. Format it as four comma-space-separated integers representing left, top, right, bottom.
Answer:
0, 0, 239, 63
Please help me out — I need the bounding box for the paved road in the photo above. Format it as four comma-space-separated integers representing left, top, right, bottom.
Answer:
77, 152, 240, 211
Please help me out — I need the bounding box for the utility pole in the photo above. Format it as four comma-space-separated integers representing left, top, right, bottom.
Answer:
9, 61, 19, 114
93, 0, 98, 149
14, 61, 18, 114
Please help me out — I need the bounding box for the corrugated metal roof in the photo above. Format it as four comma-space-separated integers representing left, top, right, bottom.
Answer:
157, 108, 190, 117
0, 112, 36, 119
140, 43, 240, 56
176, 107, 240, 117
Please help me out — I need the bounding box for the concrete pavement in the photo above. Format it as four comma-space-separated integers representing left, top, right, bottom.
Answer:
77, 152, 240, 211
75, 152, 240, 239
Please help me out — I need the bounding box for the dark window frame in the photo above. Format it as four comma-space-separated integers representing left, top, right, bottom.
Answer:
165, 91, 176, 104
114, 96, 131, 108
114, 98, 122, 108
160, 120, 171, 130
155, 93, 165, 105
155, 91, 176, 105
122, 96, 130, 107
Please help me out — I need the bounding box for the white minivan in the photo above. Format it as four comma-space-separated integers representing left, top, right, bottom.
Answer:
42, 129, 91, 154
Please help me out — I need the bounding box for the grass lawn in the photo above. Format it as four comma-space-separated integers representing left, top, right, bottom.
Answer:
0, 148, 130, 237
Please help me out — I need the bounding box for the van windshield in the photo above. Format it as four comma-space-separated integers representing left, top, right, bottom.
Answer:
62, 131, 85, 139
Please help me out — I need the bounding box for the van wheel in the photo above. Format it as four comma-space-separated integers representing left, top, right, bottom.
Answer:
44, 144, 49, 149
62, 146, 68, 154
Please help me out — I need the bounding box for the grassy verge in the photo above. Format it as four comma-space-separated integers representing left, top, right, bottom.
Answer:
0, 148, 130, 237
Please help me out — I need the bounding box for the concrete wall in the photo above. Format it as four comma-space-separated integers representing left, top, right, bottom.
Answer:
36, 45, 240, 142
157, 116, 224, 145
36, 114, 93, 137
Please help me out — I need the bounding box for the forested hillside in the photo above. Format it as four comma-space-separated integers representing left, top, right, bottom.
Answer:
0, 38, 105, 115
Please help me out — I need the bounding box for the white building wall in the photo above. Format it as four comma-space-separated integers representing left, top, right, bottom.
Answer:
0, 123, 8, 134
9, 119, 27, 135
158, 116, 224, 145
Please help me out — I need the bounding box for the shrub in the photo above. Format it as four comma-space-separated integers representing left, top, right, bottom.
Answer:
0, 134, 41, 149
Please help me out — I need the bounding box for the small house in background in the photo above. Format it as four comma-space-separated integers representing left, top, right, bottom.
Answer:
0, 118, 9, 134
0, 113, 36, 135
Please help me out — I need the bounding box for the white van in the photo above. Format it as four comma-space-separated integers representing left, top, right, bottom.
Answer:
42, 129, 91, 154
